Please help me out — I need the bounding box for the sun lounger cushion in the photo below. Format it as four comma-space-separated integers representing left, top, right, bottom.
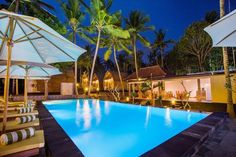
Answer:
18, 107, 33, 114
0, 127, 35, 145
26, 100, 34, 107
15, 115, 36, 124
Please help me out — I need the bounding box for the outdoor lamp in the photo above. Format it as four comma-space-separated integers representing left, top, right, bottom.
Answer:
171, 99, 176, 105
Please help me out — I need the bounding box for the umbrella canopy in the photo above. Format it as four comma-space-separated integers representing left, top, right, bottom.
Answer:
0, 61, 61, 78
0, 61, 61, 104
204, 9, 236, 47
0, 10, 85, 132
0, 10, 86, 63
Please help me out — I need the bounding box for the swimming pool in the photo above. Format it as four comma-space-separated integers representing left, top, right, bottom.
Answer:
43, 99, 208, 157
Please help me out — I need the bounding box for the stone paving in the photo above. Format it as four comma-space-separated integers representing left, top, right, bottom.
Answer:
194, 118, 236, 157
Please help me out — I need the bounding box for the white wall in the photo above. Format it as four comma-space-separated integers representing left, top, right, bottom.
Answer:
161, 77, 212, 100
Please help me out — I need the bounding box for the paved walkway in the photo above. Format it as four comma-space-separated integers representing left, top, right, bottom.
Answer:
194, 118, 236, 157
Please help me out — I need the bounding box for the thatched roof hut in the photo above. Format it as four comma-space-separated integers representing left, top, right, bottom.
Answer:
103, 71, 127, 90
126, 65, 166, 81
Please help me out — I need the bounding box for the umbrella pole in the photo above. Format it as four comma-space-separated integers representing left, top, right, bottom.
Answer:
44, 79, 48, 100
16, 79, 19, 95
2, 23, 14, 133
24, 69, 28, 106
75, 60, 78, 96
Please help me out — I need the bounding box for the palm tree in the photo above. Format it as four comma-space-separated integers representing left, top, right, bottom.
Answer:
87, 0, 129, 96
1, 0, 54, 15
78, 45, 93, 73
125, 10, 154, 79
219, 0, 235, 118
59, 0, 92, 95
152, 29, 173, 67
101, 22, 130, 96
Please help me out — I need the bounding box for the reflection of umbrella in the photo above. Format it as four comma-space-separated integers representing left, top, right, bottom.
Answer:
0, 61, 61, 104
0, 10, 85, 132
204, 9, 236, 47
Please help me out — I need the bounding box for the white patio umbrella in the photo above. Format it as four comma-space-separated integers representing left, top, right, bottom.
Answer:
0, 10, 85, 132
204, 9, 236, 47
0, 61, 61, 104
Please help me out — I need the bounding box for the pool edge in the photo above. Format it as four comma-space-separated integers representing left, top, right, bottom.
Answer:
37, 101, 85, 157
38, 100, 228, 157
141, 112, 228, 157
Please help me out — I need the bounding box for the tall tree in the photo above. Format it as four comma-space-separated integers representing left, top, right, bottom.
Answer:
1, 0, 54, 15
219, 0, 235, 118
77, 45, 93, 73
59, 0, 91, 95
151, 29, 173, 67
205, 11, 219, 24
87, 0, 129, 96
178, 21, 212, 72
102, 19, 130, 96
125, 10, 154, 79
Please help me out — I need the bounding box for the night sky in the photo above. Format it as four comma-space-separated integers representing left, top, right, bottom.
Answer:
42, 0, 236, 62
44, 0, 236, 41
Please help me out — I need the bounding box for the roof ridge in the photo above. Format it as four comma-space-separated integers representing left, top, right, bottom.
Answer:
140, 65, 160, 70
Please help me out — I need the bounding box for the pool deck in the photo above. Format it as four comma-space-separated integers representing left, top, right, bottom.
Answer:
37, 102, 84, 157
194, 118, 236, 157
141, 112, 228, 157
38, 100, 228, 157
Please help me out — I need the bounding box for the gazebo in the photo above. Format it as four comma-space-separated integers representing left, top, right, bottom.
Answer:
103, 71, 127, 91
126, 65, 166, 98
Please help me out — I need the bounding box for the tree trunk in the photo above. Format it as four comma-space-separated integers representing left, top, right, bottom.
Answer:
113, 47, 125, 96
220, 0, 235, 118
15, 0, 19, 13
197, 56, 204, 72
160, 48, 164, 67
73, 31, 78, 95
133, 35, 139, 79
88, 30, 101, 96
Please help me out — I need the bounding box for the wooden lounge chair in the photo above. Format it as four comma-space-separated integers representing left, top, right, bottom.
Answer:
0, 98, 36, 108
0, 104, 36, 112
0, 106, 23, 112
0, 130, 44, 157
0, 119, 39, 133
0, 110, 38, 119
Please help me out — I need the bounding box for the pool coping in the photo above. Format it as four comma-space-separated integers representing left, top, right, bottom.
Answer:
141, 112, 228, 157
37, 101, 84, 157
38, 99, 228, 157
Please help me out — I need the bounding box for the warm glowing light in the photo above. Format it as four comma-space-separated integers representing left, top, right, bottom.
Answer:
171, 99, 176, 105
138, 78, 141, 81
76, 83, 80, 87
96, 87, 99, 91
126, 97, 130, 102
85, 87, 88, 91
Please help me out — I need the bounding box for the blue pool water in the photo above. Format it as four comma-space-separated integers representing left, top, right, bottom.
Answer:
43, 99, 208, 157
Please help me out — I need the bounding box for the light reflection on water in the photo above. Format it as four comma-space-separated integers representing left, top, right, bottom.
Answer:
95, 100, 101, 125
165, 108, 172, 126
44, 99, 208, 157
145, 106, 151, 129
76, 100, 81, 126
83, 100, 91, 129
104, 101, 110, 115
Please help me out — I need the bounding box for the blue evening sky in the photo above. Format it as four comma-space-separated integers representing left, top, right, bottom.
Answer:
44, 0, 236, 41
44, 0, 236, 62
